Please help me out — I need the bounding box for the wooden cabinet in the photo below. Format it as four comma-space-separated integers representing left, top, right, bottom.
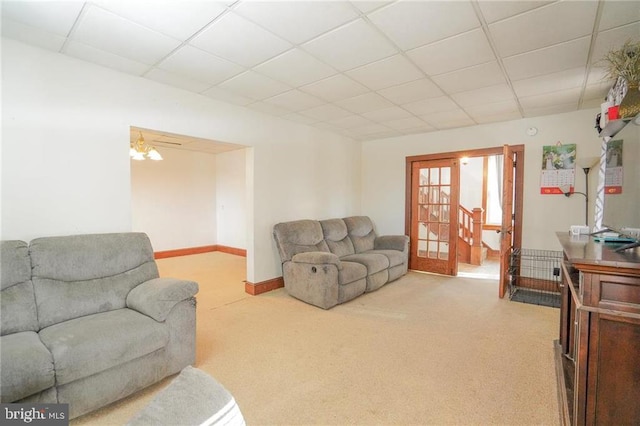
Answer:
555, 233, 640, 425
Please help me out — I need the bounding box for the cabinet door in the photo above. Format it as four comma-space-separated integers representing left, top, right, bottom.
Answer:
586, 313, 640, 425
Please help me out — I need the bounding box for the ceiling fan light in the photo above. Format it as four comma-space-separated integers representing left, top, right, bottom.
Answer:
147, 147, 162, 160
132, 152, 145, 161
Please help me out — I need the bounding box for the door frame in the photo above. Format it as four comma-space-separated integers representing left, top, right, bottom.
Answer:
405, 145, 525, 277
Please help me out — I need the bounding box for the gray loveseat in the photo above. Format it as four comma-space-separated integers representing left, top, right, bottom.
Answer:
273, 216, 409, 309
0, 233, 198, 419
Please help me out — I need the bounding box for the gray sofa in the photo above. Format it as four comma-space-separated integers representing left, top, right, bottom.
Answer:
0, 233, 198, 419
273, 216, 409, 309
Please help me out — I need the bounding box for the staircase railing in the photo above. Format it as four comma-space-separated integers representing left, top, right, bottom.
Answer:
459, 206, 484, 265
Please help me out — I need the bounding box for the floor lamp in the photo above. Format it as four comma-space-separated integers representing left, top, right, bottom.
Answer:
560, 157, 600, 227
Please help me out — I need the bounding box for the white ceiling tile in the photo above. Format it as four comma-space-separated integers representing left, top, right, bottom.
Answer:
302, 19, 397, 71
477, 1, 554, 24
299, 104, 353, 121
299, 74, 369, 102
451, 84, 515, 107
72, 5, 182, 64
281, 112, 320, 125
325, 115, 375, 129
254, 48, 337, 87
335, 92, 394, 114
201, 86, 255, 106
1, 18, 66, 52
523, 102, 576, 117
519, 87, 582, 110
312, 121, 344, 133
503, 37, 591, 81
383, 116, 430, 131
218, 70, 291, 100
190, 12, 292, 67
599, 1, 640, 31
263, 90, 324, 111
586, 67, 613, 87
582, 82, 611, 104
361, 106, 412, 122
234, 1, 358, 44
350, 1, 394, 14
422, 109, 475, 130
403, 96, 460, 116
512, 67, 586, 98
489, 1, 598, 57
432, 61, 506, 94
157, 45, 244, 85
591, 22, 640, 66
1, 1, 83, 36
246, 101, 291, 116
402, 124, 437, 135
580, 96, 605, 110
346, 54, 423, 90
408, 28, 495, 76
361, 129, 404, 140
377, 78, 443, 104
91, 0, 228, 40
65, 40, 150, 76
368, 1, 479, 50
464, 99, 521, 120
350, 122, 395, 136
472, 111, 523, 125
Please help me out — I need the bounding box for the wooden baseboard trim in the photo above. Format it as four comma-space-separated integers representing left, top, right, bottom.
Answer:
154, 245, 217, 259
154, 244, 246, 259
216, 245, 247, 257
245, 277, 284, 295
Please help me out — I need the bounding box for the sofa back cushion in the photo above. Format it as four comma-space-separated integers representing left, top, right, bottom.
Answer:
1, 241, 39, 335
273, 220, 329, 263
30, 233, 159, 329
320, 219, 355, 258
343, 216, 377, 253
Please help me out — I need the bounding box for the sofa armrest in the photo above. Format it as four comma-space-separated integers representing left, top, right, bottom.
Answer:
127, 278, 199, 322
291, 251, 342, 270
375, 235, 409, 252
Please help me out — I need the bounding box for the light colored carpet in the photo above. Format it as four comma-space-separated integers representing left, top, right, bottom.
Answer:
72, 252, 560, 425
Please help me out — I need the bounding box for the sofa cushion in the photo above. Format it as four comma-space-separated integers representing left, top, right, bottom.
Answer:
39, 308, 169, 386
30, 233, 160, 329
273, 220, 330, 262
320, 219, 356, 257
367, 249, 406, 268
1, 241, 38, 335
0, 331, 55, 402
343, 216, 377, 253
341, 253, 389, 275
338, 261, 368, 285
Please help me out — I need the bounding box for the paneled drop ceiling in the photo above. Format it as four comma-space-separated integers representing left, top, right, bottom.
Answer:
3, 0, 639, 142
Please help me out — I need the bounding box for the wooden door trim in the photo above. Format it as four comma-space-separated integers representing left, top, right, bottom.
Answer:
405, 145, 524, 272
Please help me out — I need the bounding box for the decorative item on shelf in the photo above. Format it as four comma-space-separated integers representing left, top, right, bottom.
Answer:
602, 40, 640, 119
130, 131, 163, 161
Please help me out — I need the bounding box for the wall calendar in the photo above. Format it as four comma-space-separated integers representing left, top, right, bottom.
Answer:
605, 139, 623, 194
540, 143, 576, 194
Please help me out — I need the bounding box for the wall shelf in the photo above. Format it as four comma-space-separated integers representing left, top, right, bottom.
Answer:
598, 113, 640, 138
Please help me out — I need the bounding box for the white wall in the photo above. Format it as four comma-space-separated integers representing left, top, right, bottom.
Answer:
361, 109, 605, 251
1, 39, 360, 283
131, 147, 217, 251
459, 157, 483, 210
216, 148, 247, 250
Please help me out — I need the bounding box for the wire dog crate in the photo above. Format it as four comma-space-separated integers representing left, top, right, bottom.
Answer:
508, 248, 563, 308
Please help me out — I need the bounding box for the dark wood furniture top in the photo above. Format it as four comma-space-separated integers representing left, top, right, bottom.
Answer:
556, 232, 640, 273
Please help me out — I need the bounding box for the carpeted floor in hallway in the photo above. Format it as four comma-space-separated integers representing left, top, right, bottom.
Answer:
72, 252, 560, 425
